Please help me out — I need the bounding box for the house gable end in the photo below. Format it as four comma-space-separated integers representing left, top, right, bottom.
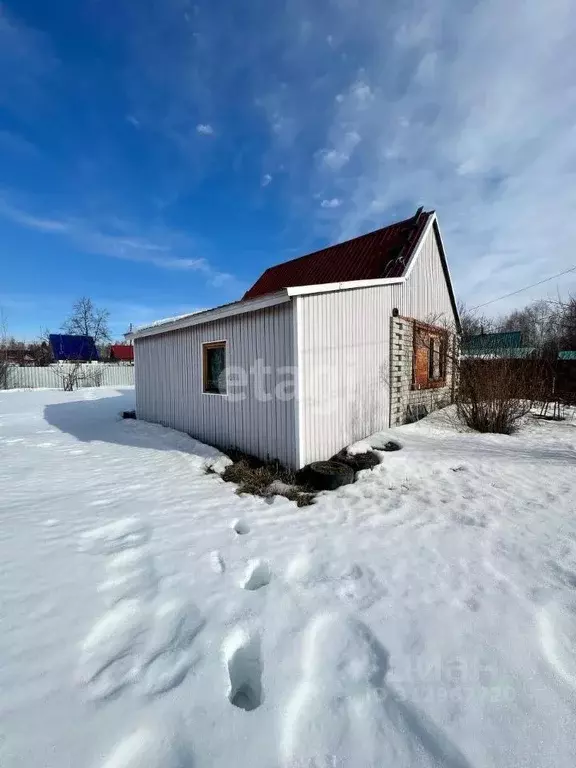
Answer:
402, 215, 460, 332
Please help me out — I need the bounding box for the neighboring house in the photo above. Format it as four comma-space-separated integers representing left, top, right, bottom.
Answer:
109, 344, 134, 363
557, 351, 576, 396
3, 349, 35, 366
461, 331, 536, 359
129, 208, 460, 468
49, 334, 99, 362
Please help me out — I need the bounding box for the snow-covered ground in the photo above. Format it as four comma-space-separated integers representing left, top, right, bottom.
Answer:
1, 387, 575, 768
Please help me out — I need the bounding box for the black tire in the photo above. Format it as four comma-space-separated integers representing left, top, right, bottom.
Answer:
299, 461, 355, 491
332, 449, 381, 472
122, 410, 136, 419
382, 440, 402, 452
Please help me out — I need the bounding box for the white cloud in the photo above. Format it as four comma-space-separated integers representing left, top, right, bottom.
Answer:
261, 173, 273, 187
318, 149, 348, 171
0, 198, 69, 233
44, 0, 576, 311
196, 123, 214, 135
350, 81, 374, 105
297, 0, 576, 309
320, 198, 342, 209
317, 130, 361, 171
206, 0, 573, 308
126, 115, 141, 128
0, 194, 235, 284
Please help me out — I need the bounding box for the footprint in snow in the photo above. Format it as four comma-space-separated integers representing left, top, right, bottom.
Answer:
100, 722, 193, 768
138, 596, 205, 697
210, 550, 226, 574
79, 517, 204, 701
80, 517, 151, 555
223, 626, 263, 711
241, 559, 271, 591
98, 548, 159, 606
232, 518, 250, 535
538, 601, 576, 691
77, 598, 146, 701
281, 611, 473, 768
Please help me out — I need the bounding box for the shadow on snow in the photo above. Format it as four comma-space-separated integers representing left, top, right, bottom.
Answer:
43, 391, 221, 460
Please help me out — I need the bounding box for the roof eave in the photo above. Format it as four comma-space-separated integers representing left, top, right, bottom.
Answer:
127, 290, 291, 340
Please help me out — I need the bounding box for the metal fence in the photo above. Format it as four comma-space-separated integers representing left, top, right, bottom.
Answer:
3, 364, 134, 390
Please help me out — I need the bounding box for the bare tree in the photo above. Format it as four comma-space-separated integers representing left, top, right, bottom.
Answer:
62, 297, 110, 347
558, 296, 576, 350
0, 307, 11, 389
497, 300, 562, 353
458, 301, 495, 338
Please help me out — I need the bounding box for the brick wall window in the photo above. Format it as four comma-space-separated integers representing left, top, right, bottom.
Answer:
413, 322, 448, 389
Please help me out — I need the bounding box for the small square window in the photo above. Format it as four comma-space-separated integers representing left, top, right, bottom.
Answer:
203, 341, 227, 394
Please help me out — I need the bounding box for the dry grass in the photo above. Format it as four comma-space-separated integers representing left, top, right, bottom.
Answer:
215, 452, 316, 507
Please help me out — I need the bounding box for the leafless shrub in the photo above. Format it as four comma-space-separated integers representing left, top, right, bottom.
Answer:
0, 308, 12, 389
53, 361, 87, 391
91, 366, 104, 387
420, 311, 553, 434
0, 359, 11, 389
51, 361, 107, 391
456, 357, 549, 434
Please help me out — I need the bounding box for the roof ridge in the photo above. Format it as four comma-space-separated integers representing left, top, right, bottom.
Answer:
243, 209, 434, 301
263, 212, 431, 272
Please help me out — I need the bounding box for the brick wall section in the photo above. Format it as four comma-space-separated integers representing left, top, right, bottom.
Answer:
389, 316, 456, 426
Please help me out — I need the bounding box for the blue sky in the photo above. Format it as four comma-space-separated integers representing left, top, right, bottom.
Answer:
1, 0, 576, 340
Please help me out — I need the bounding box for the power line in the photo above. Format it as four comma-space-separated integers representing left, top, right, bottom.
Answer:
471, 265, 576, 311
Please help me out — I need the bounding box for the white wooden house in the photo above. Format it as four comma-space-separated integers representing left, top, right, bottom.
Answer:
129, 208, 460, 468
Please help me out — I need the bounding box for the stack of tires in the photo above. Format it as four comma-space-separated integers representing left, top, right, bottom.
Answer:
297, 448, 383, 491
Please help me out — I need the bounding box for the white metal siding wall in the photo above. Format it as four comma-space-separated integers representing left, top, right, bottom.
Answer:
297, 286, 392, 466
134, 303, 297, 467
297, 226, 456, 465
399, 222, 456, 322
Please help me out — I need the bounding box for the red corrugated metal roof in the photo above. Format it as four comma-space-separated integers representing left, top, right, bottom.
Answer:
243, 209, 432, 300
110, 344, 134, 361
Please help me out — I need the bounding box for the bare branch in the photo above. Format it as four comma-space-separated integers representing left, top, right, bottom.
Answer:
62, 297, 110, 347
